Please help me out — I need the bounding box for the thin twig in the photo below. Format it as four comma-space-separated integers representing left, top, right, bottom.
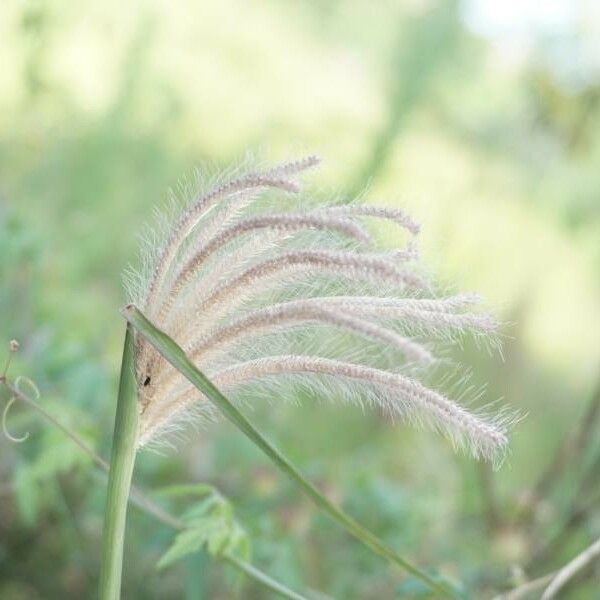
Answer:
224, 555, 310, 600
541, 536, 600, 599
1, 377, 182, 530
0, 376, 311, 600
494, 572, 556, 600
1, 378, 109, 472
527, 452, 600, 571
502, 531, 600, 599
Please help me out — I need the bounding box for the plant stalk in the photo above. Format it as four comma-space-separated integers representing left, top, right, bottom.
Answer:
122, 304, 458, 598
99, 325, 140, 600
224, 554, 309, 600
1, 372, 310, 600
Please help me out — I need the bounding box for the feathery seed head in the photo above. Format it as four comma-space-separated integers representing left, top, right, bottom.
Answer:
126, 155, 516, 464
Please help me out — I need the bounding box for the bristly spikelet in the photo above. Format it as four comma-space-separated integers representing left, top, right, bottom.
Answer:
125, 155, 516, 465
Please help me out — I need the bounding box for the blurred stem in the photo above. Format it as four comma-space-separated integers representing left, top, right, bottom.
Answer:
514, 375, 600, 526
0, 342, 310, 600
522, 377, 600, 572
122, 304, 459, 599
505, 538, 600, 600
477, 462, 501, 533
349, 2, 459, 195
541, 535, 600, 599
497, 572, 556, 600
527, 454, 600, 571
224, 555, 307, 600
100, 324, 139, 600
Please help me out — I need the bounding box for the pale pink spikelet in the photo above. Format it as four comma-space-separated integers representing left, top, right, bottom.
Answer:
211, 356, 508, 462
319, 204, 421, 235
125, 155, 516, 463
194, 249, 429, 317
158, 213, 372, 320
142, 157, 320, 317
188, 300, 434, 365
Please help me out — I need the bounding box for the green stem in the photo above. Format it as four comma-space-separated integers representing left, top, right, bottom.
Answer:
122, 304, 457, 598
224, 554, 310, 600
99, 325, 140, 600
1, 374, 311, 600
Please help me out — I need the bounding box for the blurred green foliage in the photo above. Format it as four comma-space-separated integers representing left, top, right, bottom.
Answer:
155, 484, 250, 570
1, 0, 599, 598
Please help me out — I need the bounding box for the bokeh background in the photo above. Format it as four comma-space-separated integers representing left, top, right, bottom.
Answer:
1, 1, 600, 598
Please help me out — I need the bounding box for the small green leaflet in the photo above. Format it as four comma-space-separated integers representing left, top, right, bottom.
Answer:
157, 483, 250, 569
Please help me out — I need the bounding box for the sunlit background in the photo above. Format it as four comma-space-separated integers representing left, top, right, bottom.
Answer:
1, 1, 599, 598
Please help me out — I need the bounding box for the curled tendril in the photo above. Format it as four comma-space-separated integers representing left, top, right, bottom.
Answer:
1, 376, 40, 444
15, 375, 41, 401
2, 396, 29, 443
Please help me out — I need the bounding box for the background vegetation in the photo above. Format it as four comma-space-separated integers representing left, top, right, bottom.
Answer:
1, 1, 599, 597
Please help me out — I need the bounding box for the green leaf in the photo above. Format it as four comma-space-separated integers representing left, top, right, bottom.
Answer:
158, 521, 216, 569
226, 522, 251, 561
157, 484, 250, 570
158, 514, 247, 569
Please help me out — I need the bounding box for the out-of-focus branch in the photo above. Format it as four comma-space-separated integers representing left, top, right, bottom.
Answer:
541, 536, 600, 599
527, 454, 600, 571
497, 535, 600, 600
494, 571, 556, 600
349, 3, 460, 195
515, 376, 600, 526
